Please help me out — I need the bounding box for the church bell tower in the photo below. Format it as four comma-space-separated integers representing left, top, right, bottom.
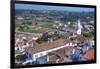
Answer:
77, 19, 82, 35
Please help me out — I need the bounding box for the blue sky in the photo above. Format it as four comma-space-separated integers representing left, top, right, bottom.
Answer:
15, 4, 94, 12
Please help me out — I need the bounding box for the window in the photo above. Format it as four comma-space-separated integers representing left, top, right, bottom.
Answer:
40, 53, 43, 56
35, 55, 38, 58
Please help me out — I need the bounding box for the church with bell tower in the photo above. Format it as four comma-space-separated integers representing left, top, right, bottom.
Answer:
76, 19, 82, 35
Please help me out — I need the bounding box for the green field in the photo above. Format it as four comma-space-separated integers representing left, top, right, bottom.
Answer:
16, 20, 56, 33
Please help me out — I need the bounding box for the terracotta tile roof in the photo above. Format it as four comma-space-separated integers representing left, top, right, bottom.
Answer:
83, 48, 94, 60
26, 38, 66, 54
48, 47, 73, 63
31, 37, 87, 54
49, 55, 60, 62
15, 35, 88, 54
48, 48, 66, 58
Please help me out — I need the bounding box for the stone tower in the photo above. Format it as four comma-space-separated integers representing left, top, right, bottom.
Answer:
77, 19, 82, 35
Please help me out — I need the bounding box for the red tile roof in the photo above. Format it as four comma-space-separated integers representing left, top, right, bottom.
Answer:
83, 48, 94, 60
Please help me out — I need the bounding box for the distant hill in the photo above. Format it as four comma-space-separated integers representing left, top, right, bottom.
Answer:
15, 9, 94, 22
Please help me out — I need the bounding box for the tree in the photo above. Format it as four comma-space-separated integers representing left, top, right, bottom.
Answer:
82, 31, 94, 37
18, 23, 30, 32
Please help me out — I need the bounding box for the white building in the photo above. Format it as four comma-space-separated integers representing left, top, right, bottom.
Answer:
77, 19, 82, 35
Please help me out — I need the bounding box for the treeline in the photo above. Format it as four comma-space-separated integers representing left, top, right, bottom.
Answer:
15, 9, 94, 22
